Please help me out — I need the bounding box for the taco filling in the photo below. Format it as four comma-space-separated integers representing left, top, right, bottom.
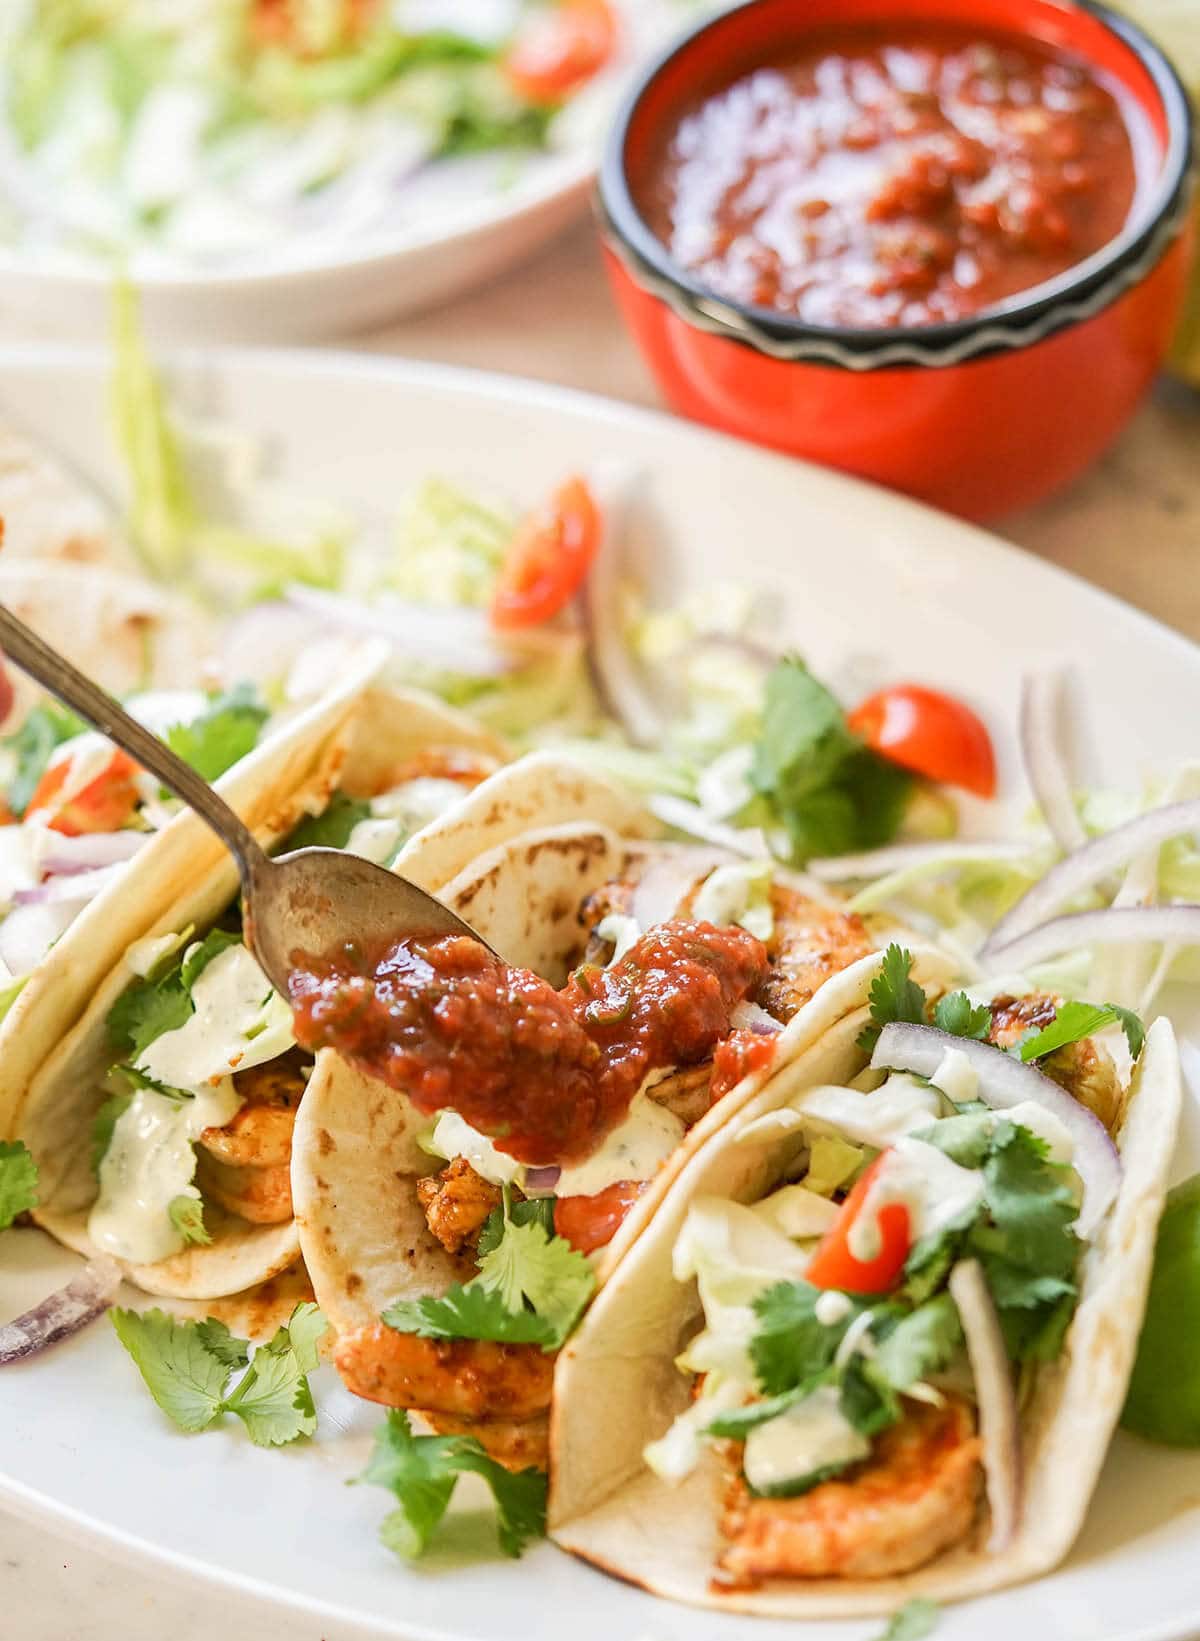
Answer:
291, 852, 885, 1468
0, 686, 272, 1004
639, 963, 1139, 1587
89, 743, 498, 1267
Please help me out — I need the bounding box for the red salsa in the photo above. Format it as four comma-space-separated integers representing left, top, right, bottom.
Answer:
711, 1028, 779, 1101
636, 26, 1142, 328
289, 920, 768, 1165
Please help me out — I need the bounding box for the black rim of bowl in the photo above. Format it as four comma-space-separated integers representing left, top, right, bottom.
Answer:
599, 0, 1196, 371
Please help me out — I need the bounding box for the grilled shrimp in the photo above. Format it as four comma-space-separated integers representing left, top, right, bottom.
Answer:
195, 1053, 309, 1225
422, 1411, 550, 1472
335, 1325, 554, 1421
418, 1157, 504, 1255
753, 885, 874, 1022
989, 993, 1124, 1133
718, 1397, 981, 1584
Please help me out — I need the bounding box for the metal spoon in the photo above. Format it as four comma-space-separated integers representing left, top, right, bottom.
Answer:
0, 604, 492, 996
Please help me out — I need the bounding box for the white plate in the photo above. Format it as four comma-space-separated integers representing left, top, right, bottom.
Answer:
0, 4, 673, 344
1, 346, 1199, 1641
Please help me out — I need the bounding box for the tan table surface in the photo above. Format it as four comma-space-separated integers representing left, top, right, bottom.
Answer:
3, 217, 1199, 1641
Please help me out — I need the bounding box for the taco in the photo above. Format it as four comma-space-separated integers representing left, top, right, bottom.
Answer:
548, 956, 1181, 1615
292, 831, 956, 1475
7, 685, 618, 1299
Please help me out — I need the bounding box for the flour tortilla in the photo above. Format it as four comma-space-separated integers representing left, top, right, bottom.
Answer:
0, 563, 212, 733
293, 833, 958, 1335
0, 421, 137, 573
548, 1001, 1182, 1616
5, 681, 510, 1297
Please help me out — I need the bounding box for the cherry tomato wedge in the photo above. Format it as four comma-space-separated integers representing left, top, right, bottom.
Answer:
805, 1153, 911, 1296
490, 474, 601, 631
554, 1179, 647, 1255
849, 684, 996, 799
26, 747, 141, 836
504, 0, 617, 105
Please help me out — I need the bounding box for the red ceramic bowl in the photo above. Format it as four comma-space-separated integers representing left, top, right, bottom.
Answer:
599, 0, 1195, 520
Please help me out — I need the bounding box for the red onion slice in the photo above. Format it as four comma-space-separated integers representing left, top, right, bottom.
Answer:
1020, 670, 1088, 856
949, 1259, 1021, 1552
0, 1256, 122, 1364
13, 862, 127, 906
982, 799, 1200, 959
984, 904, 1200, 973
647, 795, 770, 859
808, 839, 1034, 882
871, 1022, 1121, 1238
578, 484, 663, 749
285, 586, 566, 678
42, 830, 148, 872
522, 1166, 562, 1195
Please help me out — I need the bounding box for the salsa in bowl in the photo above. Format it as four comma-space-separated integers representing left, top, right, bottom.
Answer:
599, 0, 1195, 518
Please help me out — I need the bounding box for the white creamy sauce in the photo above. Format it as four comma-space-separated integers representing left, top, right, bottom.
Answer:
643, 1377, 748, 1485
89, 1078, 241, 1264
814, 1289, 855, 1327
125, 927, 192, 980
554, 1093, 686, 1198
742, 1387, 871, 1492
429, 1111, 521, 1188
791, 1075, 943, 1147
846, 1136, 985, 1262
138, 944, 294, 1090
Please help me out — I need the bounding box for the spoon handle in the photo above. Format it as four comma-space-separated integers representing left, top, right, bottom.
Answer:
0, 603, 269, 882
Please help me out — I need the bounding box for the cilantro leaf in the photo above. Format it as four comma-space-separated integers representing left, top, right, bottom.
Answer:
107, 966, 191, 1057
180, 927, 244, 990
287, 792, 372, 852
838, 1354, 900, 1438
116, 1063, 192, 1102
900, 1228, 963, 1306
858, 944, 928, 1051
932, 991, 992, 1040
111, 1303, 324, 1446
871, 1294, 962, 1392
913, 1112, 995, 1169
750, 658, 912, 864
90, 1093, 131, 1175
473, 1211, 594, 1348
749, 1280, 863, 1396
164, 684, 268, 783
704, 1386, 810, 1438
358, 1410, 547, 1560
875, 1599, 941, 1641
168, 1194, 211, 1245
975, 1122, 1080, 1279
222, 1338, 317, 1447
997, 1289, 1076, 1363
4, 702, 85, 816
282, 1300, 328, 1374
194, 1319, 250, 1370
475, 1196, 554, 1258
110, 1308, 230, 1432
1018, 999, 1145, 1063
384, 1283, 558, 1350
0, 1140, 38, 1230
386, 1199, 594, 1353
